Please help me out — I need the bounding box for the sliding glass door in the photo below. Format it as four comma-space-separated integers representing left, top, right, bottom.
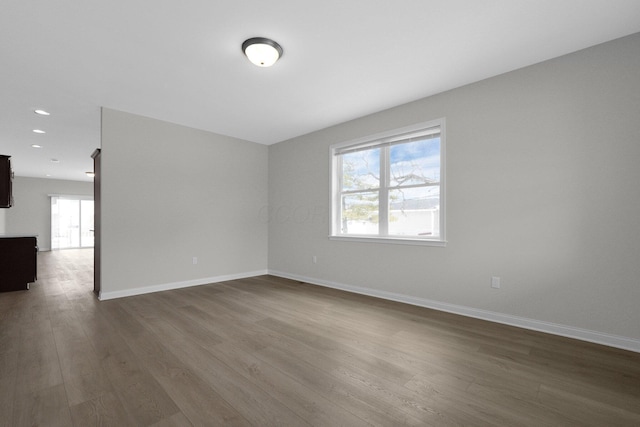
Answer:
80, 199, 94, 247
51, 196, 94, 249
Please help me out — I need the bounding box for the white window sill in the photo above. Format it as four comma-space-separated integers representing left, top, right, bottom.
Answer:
329, 235, 447, 247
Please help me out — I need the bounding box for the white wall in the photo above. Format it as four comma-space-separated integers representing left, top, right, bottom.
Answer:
100, 109, 269, 297
5, 177, 93, 250
268, 33, 640, 348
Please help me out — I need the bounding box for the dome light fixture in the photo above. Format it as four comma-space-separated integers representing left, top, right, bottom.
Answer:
242, 37, 283, 67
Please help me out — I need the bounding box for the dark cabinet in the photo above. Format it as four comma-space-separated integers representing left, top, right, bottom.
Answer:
0, 155, 12, 208
0, 237, 38, 292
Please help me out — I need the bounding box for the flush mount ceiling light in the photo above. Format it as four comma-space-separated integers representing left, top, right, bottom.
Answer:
242, 37, 283, 67
33, 129, 46, 134
34, 109, 50, 116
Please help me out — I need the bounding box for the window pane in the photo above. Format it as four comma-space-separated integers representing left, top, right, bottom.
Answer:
388, 186, 440, 237
342, 148, 380, 191
390, 137, 440, 187
53, 199, 80, 249
341, 193, 379, 235
81, 200, 94, 248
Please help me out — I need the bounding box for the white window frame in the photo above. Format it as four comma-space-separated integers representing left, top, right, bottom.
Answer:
330, 118, 446, 246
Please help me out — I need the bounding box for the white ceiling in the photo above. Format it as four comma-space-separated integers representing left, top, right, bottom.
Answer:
2, 1, 640, 182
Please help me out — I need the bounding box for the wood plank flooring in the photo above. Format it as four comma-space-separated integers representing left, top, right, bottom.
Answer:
1, 248, 639, 426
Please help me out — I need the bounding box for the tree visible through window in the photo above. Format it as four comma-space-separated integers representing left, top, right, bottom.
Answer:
331, 119, 445, 244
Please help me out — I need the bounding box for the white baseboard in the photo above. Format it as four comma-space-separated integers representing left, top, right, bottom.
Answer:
268, 270, 640, 354
98, 269, 268, 301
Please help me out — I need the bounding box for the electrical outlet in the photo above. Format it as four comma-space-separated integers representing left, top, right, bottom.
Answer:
312, 255, 317, 264
491, 276, 501, 289
192, 257, 198, 265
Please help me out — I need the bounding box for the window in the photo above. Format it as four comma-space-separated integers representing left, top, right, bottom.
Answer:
330, 119, 445, 245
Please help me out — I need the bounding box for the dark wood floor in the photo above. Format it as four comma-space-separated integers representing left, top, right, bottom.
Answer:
1, 249, 639, 426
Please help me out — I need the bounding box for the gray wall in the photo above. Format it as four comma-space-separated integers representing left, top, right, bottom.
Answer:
100, 109, 269, 297
5, 176, 93, 250
268, 33, 640, 344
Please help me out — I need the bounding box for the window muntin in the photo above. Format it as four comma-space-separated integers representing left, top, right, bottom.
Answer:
331, 119, 445, 245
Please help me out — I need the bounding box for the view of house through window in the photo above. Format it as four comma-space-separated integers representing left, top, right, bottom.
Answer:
331, 119, 445, 244
51, 196, 94, 249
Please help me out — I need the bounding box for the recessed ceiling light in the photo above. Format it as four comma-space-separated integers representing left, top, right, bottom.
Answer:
46, 174, 51, 177
34, 109, 50, 116
86, 172, 95, 177
31, 144, 42, 148
33, 129, 46, 134
242, 37, 283, 67
50, 158, 59, 163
